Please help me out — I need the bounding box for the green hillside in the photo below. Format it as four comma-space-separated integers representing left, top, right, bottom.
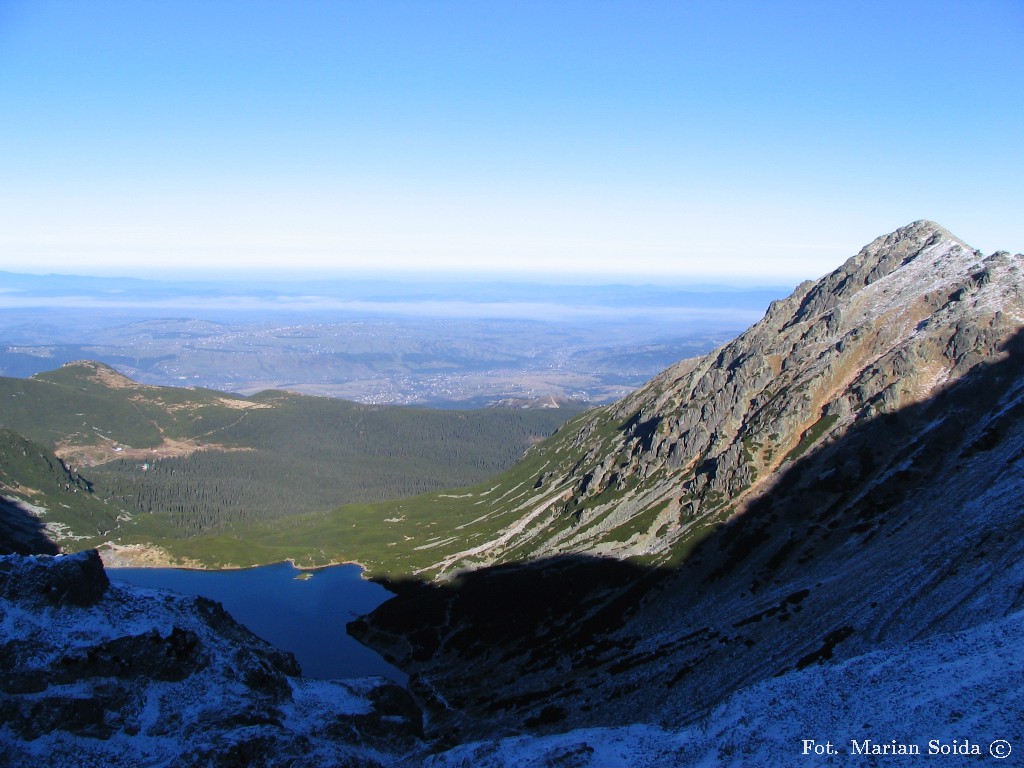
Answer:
0, 361, 262, 452
0, 427, 121, 552
91, 394, 580, 534
0, 361, 582, 550
157, 408, 602, 573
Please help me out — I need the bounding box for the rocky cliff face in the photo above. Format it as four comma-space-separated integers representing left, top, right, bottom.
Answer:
0, 550, 423, 767
405, 221, 1024, 576
354, 221, 1024, 747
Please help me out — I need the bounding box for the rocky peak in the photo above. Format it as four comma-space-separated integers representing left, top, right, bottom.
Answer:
354, 222, 1024, 744
781, 219, 973, 326
406, 222, 1023, 576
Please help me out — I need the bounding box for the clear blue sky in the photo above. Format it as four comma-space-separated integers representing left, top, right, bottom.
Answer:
0, 0, 1021, 283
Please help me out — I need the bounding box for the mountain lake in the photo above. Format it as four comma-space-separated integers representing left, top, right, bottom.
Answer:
108, 561, 406, 684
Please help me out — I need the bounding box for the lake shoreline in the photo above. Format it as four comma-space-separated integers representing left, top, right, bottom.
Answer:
97, 541, 372, 579
107, 560, 407, 683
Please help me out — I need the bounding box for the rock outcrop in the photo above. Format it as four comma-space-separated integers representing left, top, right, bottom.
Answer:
0, 547, 109, 607
355, 221, 1024, 745
396, 222, 1024, 576
0, 551, 423, 768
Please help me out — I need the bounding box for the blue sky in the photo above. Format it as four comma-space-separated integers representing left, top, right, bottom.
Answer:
0, 1, 1021, 283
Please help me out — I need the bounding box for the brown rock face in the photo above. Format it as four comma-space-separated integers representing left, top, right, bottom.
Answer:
355, 222, 1024, 741
413, 221, 1024, 574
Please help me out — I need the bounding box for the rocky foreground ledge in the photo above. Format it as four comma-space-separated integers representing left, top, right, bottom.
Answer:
0, 550, 423, 768
3, 551, 1022, 768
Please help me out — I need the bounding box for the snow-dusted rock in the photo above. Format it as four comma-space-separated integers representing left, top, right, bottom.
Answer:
355, 222, 1024, 747
425, 608, 1024, 767
0, 551, 423, 768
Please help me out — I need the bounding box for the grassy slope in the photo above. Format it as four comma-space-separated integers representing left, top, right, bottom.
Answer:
0, 427, 121, 548
172, 408, 612, 576
226, 394, 727, 580
148, 452, 554, 573
0, 362, 583, 557
0, 363, 251, 448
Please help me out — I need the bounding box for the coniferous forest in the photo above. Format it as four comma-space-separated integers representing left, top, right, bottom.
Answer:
90, 401, 577, 534
0, 363, 582, 542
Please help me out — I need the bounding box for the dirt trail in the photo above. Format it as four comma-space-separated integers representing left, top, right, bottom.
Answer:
55, 436, 253, 468
98, 542, 204, 569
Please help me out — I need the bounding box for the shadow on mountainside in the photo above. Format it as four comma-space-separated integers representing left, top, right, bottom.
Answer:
349, 328, 1024, 742
0, 496, 60, 556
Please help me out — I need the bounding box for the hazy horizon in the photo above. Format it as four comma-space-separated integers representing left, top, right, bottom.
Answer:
0, 266, 786, 327
0, 262, 796, 290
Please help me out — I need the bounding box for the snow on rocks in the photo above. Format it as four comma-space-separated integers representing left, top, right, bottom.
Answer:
0, 551, 422, 768
425, 608, 1024, 767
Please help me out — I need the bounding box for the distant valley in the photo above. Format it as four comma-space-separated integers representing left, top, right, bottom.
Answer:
0, 274, 781, 406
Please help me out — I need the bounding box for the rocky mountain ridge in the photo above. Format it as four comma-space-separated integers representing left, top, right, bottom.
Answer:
352, 221, 1024, 746
399, 220, 1023, 576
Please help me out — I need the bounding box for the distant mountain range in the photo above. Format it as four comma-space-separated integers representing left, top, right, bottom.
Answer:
0, 269, 789, 312
1, 221, 1021, 765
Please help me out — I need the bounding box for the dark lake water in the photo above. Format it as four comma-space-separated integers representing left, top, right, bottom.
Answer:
108, 561, 406, 684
